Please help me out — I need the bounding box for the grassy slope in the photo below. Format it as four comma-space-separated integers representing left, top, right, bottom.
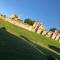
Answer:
0, 19, 60, 60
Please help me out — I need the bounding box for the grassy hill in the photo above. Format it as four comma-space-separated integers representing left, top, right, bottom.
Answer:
0, 19, 60, 60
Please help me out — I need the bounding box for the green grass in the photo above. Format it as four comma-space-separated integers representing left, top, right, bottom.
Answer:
0, 19, 60, 60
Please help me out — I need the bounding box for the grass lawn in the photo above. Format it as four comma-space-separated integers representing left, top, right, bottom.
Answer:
0, 19, 60, 60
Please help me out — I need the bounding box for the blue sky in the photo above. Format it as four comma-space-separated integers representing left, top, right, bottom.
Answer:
0, 0, 60, 30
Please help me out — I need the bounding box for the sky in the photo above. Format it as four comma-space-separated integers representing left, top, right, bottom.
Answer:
0, 0, 60, 30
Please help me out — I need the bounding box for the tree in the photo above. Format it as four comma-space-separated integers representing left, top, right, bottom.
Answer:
3, 15, 6, 17
24, 18, 35, 25
49, 28, 57, 32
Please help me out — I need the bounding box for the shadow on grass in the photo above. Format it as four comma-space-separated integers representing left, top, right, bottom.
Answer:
48, 45, 60, 53
21, 35, 60, 60
0, 27, 48, 60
